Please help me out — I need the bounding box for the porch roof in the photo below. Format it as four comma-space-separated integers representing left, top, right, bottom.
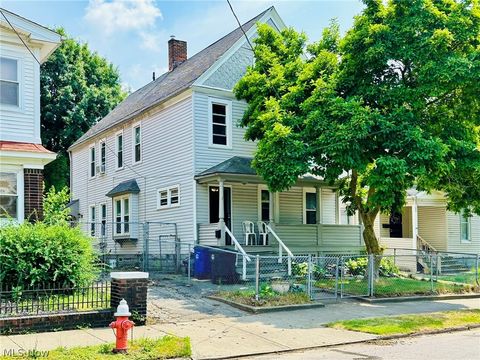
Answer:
106, 179, 140, 197
195, 156, 329, 186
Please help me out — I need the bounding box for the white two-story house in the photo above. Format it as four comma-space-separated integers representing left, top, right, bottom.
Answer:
0, 8, 61, 222
68, 7, 363, 267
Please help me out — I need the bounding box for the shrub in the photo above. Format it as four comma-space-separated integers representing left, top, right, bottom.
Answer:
0, 222, 97, 288
43, 186, 71, 225
345, 257, 399, 277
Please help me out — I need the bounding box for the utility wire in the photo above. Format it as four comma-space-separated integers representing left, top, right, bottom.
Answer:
226, 0, 254, 51
0, 9, 41, 65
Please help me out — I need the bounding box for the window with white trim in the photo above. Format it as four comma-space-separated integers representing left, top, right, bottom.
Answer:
100, 203, 107, 237
0, 57, 19, 106
157, 186, 180, 209
89, 205, 96, 236
116, 132, 123, 169
0, 172, 18, 219
114, 196, 129, 235
304, 192, 317, 224
133, 125, 141, 163
209, 98, 231, 147
89, 145, 96, 178
460, 210, 471, 242
260, 189, 270, 221
100, 141, 106, 173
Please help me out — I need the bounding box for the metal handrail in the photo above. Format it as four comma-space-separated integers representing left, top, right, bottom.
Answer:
265, 224, 293, 275
225, 226, 251, 281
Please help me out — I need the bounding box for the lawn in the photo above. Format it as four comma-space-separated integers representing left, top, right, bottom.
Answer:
327, 309, 480, 335
0, 336, 191, 360
314, 276, 477, 297
215, 288, 311, 307
436, 271, 479, 285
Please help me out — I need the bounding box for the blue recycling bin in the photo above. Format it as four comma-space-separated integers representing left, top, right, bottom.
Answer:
194, 246, 211, 279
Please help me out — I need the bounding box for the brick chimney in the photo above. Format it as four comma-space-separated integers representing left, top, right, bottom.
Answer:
168, 36, 187, 71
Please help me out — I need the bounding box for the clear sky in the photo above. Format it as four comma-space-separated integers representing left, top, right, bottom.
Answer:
2, 0, 364, 91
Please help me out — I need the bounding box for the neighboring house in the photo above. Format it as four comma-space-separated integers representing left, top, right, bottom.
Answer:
377, 191, 480, 255
0, 8, 61, 222
68, 7, 363, 264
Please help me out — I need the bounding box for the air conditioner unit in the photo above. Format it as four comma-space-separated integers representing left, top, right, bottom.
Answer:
96, 164, 106, 174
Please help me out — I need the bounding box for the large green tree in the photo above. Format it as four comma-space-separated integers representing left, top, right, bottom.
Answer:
41, 29, 126, 189
234, 0, 480, 255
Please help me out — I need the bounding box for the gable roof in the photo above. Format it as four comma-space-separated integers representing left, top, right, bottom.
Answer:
0, 8, 62, 63
69, 7, 273, 150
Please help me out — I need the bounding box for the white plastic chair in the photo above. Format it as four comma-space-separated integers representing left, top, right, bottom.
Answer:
257, 221, 269, 246
242, 221, 257, 245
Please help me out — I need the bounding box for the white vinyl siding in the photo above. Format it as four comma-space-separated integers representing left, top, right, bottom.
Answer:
321, 189, 337, 224
418, 206, 447, 250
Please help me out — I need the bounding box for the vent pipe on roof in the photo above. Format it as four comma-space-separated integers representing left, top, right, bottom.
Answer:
152, 72, 155, 81
168, 35, 187, 71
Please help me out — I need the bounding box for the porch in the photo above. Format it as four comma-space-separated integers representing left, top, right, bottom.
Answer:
195, 157, 363, 255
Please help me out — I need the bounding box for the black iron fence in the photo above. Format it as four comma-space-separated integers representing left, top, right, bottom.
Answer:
0, 281, 111, 317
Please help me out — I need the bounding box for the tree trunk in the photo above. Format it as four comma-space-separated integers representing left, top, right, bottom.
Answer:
360, 211, 382, 285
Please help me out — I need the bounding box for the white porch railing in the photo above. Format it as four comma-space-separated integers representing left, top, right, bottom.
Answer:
225, 226, 251, 280
265, 223, 293, 275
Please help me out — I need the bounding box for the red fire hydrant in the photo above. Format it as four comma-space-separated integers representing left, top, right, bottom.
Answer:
109, 299, 135, 353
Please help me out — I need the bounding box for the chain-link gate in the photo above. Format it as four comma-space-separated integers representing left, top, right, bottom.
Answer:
310, 256, 340, 300
340, 255, 372, 298
143, 222, 181, 273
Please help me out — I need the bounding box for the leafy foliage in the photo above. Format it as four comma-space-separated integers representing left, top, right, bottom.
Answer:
43, 186, 71, 225
41, 28, 126, 190
234, 0, 480, 254
0, 222, 97, 288
345, 257, 399, 276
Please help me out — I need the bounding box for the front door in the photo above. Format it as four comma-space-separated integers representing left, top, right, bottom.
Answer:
389, 212, 403, 238
209, 186, 232, 245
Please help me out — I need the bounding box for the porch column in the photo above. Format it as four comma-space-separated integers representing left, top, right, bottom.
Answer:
335, 191, 340, 224
269, 191, 275, 226
219, 179, 225, 246
412, 196, 419, 249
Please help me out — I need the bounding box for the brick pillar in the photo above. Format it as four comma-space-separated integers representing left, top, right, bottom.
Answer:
110, 272, 149, 325
24, 168, 44, 221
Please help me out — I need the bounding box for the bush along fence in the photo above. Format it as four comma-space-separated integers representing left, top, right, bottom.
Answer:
167, 242, 480, 305
0, 272, 148, 334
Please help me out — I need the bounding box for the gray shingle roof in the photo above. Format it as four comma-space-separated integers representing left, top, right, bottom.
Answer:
106, 179, 140, 197
196, 156, 256, 177
69, 7, 272, 150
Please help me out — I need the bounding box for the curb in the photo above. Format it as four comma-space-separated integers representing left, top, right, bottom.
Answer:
207, 296, 325, 314
194, 324, 480, 360
352, 293, 480, 303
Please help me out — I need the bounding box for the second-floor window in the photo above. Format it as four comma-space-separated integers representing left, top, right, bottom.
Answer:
116, 132, 123, 169
89, 145, 96, 178
100, 141, 106, 173
133, 125, 141, 163
0, 57, 19, 107
209, 98, 231, 147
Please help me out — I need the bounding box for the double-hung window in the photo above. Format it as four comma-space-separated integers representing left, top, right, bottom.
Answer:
89, 205, 96, 236
260, 190, 270, 221
100, 140, 106, 173
460, 210, 471, 242
304, 192, 317, 224
100, 203, 107, 237
133, 124, 141, 163
114, 196, 129, 235
209, 98, 231, 147
0, 172, 19, 220
0, 57, 19, 107
157, 186, 180, 209
89, 145, 96, 178
116, 132, 123, 169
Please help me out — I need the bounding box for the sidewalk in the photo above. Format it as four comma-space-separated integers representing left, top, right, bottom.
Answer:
1, 296, 479, 359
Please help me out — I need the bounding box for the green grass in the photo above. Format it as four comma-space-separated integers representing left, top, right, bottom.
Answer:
314, 276, 477, 297
0, 336, 191, 360
215, 289, 311, 307
327, 309, 480, 335
436, 272, 479, 285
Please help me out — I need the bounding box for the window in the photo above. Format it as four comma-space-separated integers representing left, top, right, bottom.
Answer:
0, 172, 18, 219
0, 57, 19, 106
305, 192, 317, 224
157, 185, 180, 209
100, 141, 106, 173
133, 125, 141, 163
260, 190, 270, 221
114, 196, 129, 235
116, 132, 123, 169
89, 205, 96, 236
100, 203, 107, 237
460, 210, 471, 242
209, 98, 231, 147
89, 145, 96, 178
